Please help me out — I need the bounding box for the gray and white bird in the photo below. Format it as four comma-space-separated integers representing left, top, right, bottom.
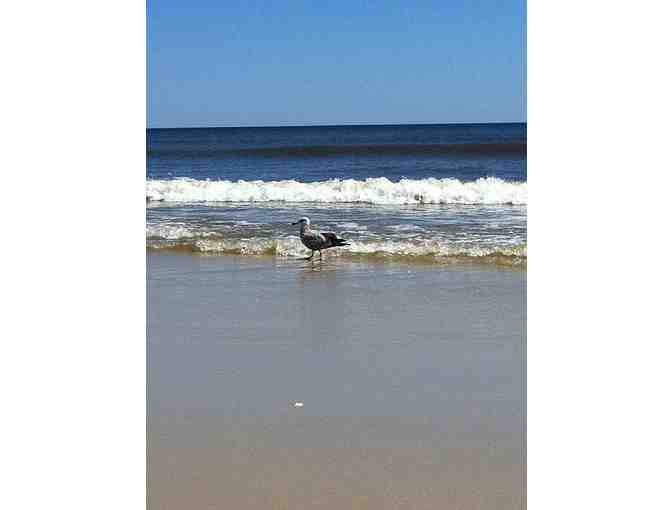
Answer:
292, 217, 349, 260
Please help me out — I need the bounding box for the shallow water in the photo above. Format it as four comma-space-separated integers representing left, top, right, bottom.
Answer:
147, 253, 525, 509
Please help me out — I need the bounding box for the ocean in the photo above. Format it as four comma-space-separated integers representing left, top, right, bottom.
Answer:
146, 123, 526, 264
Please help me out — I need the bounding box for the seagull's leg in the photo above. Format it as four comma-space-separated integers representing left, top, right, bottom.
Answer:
319, 250, 323, 261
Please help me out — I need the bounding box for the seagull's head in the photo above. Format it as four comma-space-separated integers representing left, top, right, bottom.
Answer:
292, 217, 310, 226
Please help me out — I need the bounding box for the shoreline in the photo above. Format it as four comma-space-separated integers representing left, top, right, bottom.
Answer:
146, 246, 527, 269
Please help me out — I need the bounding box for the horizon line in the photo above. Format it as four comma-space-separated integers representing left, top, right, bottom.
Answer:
147, 120, 527, 130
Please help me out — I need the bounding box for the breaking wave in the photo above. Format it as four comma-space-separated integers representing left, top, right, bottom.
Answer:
146, 176, 526, 205
146, 236, 526, 266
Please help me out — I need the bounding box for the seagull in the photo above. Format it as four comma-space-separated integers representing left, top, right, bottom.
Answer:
292, 216, 349, 260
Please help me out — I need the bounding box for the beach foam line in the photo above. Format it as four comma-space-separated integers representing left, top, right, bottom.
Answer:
146, 176, 527, 205
146, 236, 526, 264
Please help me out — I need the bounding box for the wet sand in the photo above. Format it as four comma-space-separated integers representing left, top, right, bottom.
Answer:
147, 253, 525, 509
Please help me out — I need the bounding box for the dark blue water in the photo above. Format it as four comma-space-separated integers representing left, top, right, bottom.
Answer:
147, 123, 526, 182
146, 123, 527, 264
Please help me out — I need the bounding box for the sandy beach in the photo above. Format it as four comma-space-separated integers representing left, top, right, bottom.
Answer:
147, 253, 525, 509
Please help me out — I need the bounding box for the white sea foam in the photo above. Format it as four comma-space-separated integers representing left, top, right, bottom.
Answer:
233, 220, 262, 226
146, 224, 198, 239
335, 222, 368, 231
164, 236, 526, 260
343, 240, 526, 258
387, 224, 423, 232
146, 177, 527, 205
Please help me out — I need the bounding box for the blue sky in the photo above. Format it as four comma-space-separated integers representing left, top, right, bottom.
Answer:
147, 0, 525, 127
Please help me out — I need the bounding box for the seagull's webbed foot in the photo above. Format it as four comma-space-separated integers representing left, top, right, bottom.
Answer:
304, 251, 314, 260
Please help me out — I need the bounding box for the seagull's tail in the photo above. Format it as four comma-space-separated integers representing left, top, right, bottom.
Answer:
334, 239, 350, 247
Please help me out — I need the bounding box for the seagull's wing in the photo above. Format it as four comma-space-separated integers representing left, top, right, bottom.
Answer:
319, 231, 349, 247
320, 232, 338, 243
303, 230, 325, 242
300, 230, 327, 250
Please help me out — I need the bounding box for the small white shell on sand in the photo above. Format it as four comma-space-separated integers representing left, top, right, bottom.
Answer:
293, 402, 304, 408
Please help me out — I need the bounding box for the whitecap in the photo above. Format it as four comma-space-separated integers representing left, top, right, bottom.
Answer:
146, 176, 527, 205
